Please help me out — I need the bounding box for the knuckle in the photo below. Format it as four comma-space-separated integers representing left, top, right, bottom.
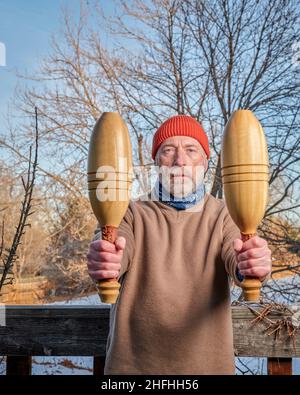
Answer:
99, 240, 105, 249
94, 270, 107, 279
103, 270, 119, 278
99, 262, 107, 270
257, 268, 267, 277
247, 259, 255, 268
99, 252, 108, 261
256, 236, 264, 246
247, 250, 254, 259
251, 267, 259, 275
248, 268, 256, 276
98, 271, 107, 279
101, 262, 113, 271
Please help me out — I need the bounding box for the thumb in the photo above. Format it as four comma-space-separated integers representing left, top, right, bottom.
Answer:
115, 236, 126, 251
233, 238, 243, 253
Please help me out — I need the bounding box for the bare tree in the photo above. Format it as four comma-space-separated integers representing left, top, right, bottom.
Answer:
95, 0, 300, 214
0, 0, 298, 300
180, 0, 300, 206
42, 193, 96, 298
0, 108, 39, 292
4, 1, 298, 213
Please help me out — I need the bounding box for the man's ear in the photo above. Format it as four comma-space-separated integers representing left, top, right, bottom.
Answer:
204, 158, 209, 173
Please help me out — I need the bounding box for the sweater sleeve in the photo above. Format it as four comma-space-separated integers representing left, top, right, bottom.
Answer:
92, 203, 135, 279
221, 208, 244, 287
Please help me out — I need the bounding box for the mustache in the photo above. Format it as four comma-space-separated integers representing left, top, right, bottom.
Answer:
160, 166, 193, 178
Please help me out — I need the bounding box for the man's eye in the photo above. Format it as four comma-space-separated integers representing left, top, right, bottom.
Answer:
187, 149, 196, 153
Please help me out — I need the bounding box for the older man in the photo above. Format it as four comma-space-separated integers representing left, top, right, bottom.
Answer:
87, 115, 271, 375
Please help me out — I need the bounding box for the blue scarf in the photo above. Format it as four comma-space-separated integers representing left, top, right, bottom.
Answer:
154, 180, 205, 210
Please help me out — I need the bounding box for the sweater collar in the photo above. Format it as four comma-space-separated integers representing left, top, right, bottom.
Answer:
153, 179, 205, 211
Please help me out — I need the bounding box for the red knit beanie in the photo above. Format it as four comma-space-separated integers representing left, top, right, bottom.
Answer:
152, 115, 210, 160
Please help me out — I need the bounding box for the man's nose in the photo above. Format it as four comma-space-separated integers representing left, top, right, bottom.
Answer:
173, 149, 187, 166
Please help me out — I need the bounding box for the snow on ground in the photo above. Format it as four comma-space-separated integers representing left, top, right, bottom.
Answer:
1, 276, 300, 375
52, 293, 102, 305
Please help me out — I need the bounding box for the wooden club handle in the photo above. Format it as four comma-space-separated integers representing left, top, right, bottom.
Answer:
96, 225, 121, 304
240, 233, 262, 301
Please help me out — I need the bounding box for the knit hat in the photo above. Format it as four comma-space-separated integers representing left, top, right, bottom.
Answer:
152, 115, 210, 160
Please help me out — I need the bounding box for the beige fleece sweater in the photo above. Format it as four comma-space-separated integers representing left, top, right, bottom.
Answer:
93, 193, 243, 375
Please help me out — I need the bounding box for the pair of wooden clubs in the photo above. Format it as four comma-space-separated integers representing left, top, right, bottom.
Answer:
88, 111, 269, 304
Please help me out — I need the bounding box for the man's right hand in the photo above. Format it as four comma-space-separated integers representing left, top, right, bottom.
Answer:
87, 236, 126, 282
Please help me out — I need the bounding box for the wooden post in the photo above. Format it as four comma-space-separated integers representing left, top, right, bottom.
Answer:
268, 358, 292, 375
93, 356, 105, 375
6, 356, 32, 375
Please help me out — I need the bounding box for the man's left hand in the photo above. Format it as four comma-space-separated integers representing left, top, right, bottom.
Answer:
233, 236, 272, 281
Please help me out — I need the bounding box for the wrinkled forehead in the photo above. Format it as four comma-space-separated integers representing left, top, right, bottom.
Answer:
160, 135, 202, 148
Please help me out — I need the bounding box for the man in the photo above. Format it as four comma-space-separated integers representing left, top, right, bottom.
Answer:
87, 115, 272, 374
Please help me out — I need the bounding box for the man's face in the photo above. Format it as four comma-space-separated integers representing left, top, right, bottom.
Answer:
156, 136, 208, 198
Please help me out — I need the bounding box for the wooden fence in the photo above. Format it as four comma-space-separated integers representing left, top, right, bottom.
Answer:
0, 305, 299, 375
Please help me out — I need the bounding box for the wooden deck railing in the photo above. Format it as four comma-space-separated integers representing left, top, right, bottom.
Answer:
0, 305, 299, 375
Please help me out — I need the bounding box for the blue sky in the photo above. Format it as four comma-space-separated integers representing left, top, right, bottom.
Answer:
0, 0, 116, 126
